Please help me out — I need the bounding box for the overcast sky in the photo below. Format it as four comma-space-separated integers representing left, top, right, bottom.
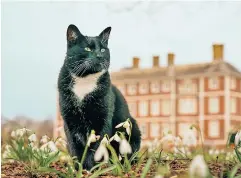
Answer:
2, 1, 241, 120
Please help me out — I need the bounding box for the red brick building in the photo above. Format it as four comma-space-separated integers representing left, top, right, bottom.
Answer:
54, 44, 241, 147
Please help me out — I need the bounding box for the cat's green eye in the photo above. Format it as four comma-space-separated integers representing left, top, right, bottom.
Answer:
101, 49, 105, 52
85, 47, 91, 52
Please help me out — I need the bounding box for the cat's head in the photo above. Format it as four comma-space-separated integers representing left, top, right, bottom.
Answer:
64, 24, 111, 77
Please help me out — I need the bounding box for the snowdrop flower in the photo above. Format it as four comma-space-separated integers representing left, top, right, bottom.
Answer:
55, 138, 67, 150
11, 130, 16, 138
2, 151, 10, 159
100, 136, 109, 145
94, 136, 109, 162
28, 134, 37, 142
29, 142, 38, 151
160, 134, 176, 153
235, 130, 241, 146
214, 150, 220, 155
182, 129, 197, 148
189, 155, 209, 178
115, 119, 131, 135
87, 130, 100, 147
109, 133, 121, 143
154, 175, 164, 178
40, 135, 50, 144
119, 138, 132, 155
40, 141, 58, 152
118, 154, 122, 161
208, 149, 214, 155
5, 145, 12, 152
15, 129, 25, 137
60, 155, 70, 162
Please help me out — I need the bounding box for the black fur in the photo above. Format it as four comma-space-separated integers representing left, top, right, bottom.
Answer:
57, 24, 141, 170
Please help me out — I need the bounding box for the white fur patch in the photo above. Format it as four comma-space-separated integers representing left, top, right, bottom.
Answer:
72, 70, 105, 100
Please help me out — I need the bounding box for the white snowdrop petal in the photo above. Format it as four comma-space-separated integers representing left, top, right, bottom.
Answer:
28, 134, 37, 142
235, 131, 241, 146
115, 122, 124, 128
126, 127, 131, 136
189, 155, 209, 178
119, 139, 132, 154
123, 121, 130, 128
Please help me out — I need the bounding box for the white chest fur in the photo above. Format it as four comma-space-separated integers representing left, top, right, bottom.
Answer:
72, 70, 105, 100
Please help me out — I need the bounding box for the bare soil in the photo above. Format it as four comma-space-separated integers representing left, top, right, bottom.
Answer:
1, 160, 241, 178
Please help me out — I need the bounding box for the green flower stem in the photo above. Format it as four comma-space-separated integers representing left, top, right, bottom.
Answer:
124, 154, 131, 171
127, 119, 132, 143
78, 130, 95, 177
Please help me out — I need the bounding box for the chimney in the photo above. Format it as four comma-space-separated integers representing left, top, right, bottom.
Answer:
213, 44, 224, 61
132, 57, 140, 68
168, 53, 175, 66
152, 56, 159, 67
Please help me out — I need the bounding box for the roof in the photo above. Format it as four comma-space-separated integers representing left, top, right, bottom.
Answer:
110, 60, 241, 80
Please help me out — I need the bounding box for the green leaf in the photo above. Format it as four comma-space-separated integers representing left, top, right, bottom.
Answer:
229, 164, 241, 178
140, 158, 153, 178
90, 162, 107, 173
88, 165, 117, 178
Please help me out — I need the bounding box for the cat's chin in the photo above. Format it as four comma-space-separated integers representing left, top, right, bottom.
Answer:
73, 67, 106, 78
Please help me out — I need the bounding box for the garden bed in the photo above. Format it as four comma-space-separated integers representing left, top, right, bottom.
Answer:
2, 159, 241, 178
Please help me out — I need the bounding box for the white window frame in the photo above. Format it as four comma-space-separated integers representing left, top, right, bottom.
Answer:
161, 81, 170, 92
140, 123, 148, 139
209, 97, 219, 114
208, 120, 220, 138
150, 81, 160, 93
138, 100, 149, 117
128, 102, 137, 117
150, 100, 160, 116
178, 123, 192, 138
178, 98, 197, 114
127, 84, 137, 95
209, 77, 219, 90
230, 97, 237, 114
139, 83, 149, 94
161, 100, 170, 115
150, 123, 160, 137
117, 85, 125, 95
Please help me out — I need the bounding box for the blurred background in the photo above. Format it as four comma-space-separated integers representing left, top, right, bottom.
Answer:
1, 1, 241, 144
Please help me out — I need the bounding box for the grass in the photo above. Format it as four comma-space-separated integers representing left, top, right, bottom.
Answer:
1, 121, 241, 178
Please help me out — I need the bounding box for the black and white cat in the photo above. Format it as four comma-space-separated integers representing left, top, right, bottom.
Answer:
57, 24, 141, 170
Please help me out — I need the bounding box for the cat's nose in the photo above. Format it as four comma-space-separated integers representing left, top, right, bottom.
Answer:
96, 53, 102, 57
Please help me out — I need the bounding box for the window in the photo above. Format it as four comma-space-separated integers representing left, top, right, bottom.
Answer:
150, 81, 160, 93
139, 123, 148, 139
179, 82, 195, 93
138, 101, 149, 117
128, 102, 137, 116
161, 100, 170, 115
150, 100, 160, 116
230, 97, 237, 114
118, 85, 125, 95
150, 123, 160, 137
127, 84, 137, 95
209, 77, 219, 90
208, 120, 220, 138
209, 97, 219, 113
161, 81, 170, 92
231, 77, 237, 90
178, 98, 197, 114
177, 123, 188, 137
139, 83, 149, 94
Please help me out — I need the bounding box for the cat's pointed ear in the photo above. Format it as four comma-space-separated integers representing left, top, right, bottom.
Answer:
66, 24, 83, 43
99, 27, 111, 46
